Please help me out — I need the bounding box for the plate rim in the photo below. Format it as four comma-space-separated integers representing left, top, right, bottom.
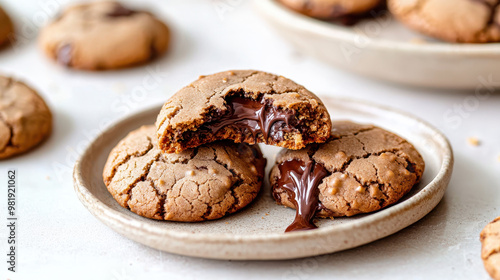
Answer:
254, 0, 500, 55
73, 96, 453, 257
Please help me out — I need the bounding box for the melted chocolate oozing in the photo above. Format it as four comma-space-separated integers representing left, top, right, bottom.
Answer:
106, 3, 136, 17
205, 97, 296, 143
277, 159, 328, 232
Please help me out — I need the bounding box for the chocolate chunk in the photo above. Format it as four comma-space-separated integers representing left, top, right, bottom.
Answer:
106, 3, 136, 17
276, 159, 328, 232
204, 96, 296, 143
57, 44, 72, 66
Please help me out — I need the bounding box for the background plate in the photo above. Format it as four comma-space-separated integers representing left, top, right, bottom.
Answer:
73, 97, 453, 260
254, 0, 500, 90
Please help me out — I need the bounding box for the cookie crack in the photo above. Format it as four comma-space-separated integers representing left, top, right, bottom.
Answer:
107, 135, 154, 184
123, 152, 161, 211
0, 113, 15, 152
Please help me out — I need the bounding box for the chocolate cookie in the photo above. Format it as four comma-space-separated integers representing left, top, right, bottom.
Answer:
156, 70, 332, 154
269, 121, 425, 232
103, 125, 266, 222
0, 76, 52, 159
480, 217, 500, 280
389, 0, 500, 43
0, 6, 14, 46
39, 1, 170, 70
278, 0, 384, 19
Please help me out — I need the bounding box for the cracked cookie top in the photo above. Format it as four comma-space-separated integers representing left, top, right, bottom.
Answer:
0, 76, 52, 159
103, 125, 267, 222
39, 1, 170, 70
480, 217, 500, 280
389, 0, 500, 43
0, 6, 14, 46
156, 70, 332, 154
270, 121, 425, 232
278, 0, 383, 19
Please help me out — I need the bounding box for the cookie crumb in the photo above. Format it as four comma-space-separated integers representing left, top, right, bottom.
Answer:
225, 222, 229, 224
265, 213, 269, 216
329, 187, 338, 195
185, 170, 195, 176
356, 186, 365, 194
467, 137, 480, 146
409, 37, 427, 44
208, 168, 218, 175
222, 78, 228, 83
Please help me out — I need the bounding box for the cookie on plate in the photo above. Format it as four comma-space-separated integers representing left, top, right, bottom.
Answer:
0, 76, 52, 159
156, 70, 332, 154
278, 0, 384, 19
103, 125, 266, 222
480, 217, 500, 280
389, 0, 500, 43
0, 6, 14, 46
270, 121, 425, 232
39, 1, 170, 70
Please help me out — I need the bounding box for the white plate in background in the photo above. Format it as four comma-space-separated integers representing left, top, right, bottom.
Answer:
254, 0, 500, 90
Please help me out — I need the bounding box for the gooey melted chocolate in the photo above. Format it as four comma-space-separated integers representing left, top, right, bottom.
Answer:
205, 96, 296, 143
276, 159, 328, 232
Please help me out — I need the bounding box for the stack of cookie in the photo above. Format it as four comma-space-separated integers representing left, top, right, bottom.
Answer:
103, 70, 424, 232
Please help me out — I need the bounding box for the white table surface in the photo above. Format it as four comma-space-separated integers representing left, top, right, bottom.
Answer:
1, 0, 499, 279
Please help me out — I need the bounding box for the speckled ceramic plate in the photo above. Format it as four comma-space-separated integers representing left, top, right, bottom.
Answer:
73, 97, 453, 260
254, 0, 500, 90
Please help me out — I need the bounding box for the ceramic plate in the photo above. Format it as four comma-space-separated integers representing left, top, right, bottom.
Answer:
73, 97, 453, 260
254, 0, 500, 90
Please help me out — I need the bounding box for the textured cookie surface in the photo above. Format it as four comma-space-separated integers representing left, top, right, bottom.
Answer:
156, 70, 332, 154
0, 76, 52, 159
481, 217, 500, 280
0, 6, 14, 46
278, 0, 383, 19
103, 125, 266, 222
270, 121, 424, 231
389, 0, 500, 43
39, 1, 169, 70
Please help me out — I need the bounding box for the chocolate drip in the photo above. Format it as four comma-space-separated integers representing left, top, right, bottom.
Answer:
277, 159, 328, 232
205, 96, 296, 143
106, 3, 136, 17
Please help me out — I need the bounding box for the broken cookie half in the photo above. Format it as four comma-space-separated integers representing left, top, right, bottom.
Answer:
270, 121, 425, 232
156, 70, 332, 154
103, 125, 266, 222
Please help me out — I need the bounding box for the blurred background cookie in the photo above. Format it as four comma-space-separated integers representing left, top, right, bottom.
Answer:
277, 0, 384, 19
270, 121, 425, 232
39, 1, 170, 70
0, 76, 52, 159
0, 6, 14, 46
481, 217, 500, 280
388, 0, 500, 43
103, 125, 266, 222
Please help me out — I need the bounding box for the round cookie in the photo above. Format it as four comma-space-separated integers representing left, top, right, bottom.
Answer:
278, 0, 383, 19
0, 6, 14, 46
156, 70, 332, 154
103, 125, 267, 222
388, 0, 500, 43
39, 1, 170, 70
480, 217, 500, 280
0, 76, 52, 159
269, 121, 425, 232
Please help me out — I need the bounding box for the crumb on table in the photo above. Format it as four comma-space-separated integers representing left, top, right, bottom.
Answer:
467, 137, 480, 146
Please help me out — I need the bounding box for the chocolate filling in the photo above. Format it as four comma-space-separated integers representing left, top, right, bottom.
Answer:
106, 3, 136, 17
276, 159, 328, 232
203, 96, 297, 143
